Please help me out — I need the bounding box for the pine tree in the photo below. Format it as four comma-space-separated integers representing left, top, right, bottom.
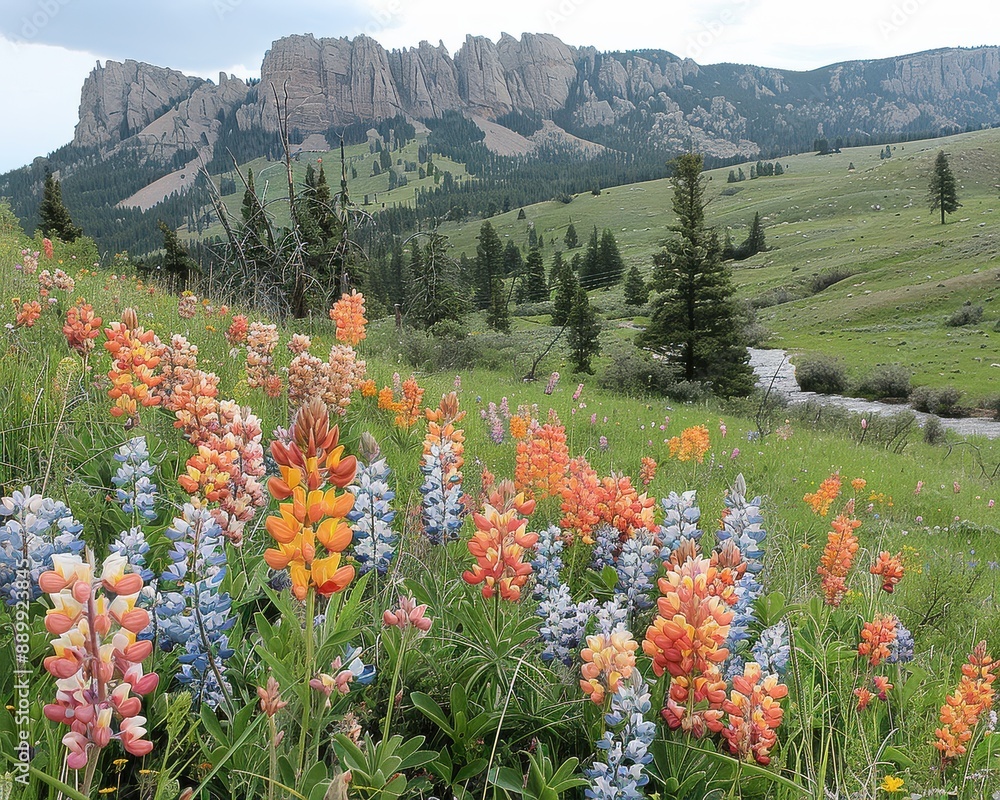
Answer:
386, 238, 408, 308
548, 251, 564, 288
737, 212, 767, 258
579, 226, 601, 289
38, 169, 82, 242
503, 240, 524, 278
597, 229, 625, 287
623, 264, 649, 306
564, 221, 579, 249
567, 286, 600, 374
516, 248, 548, 303
486, 271, 510, 332
406, 231, 462, 329
637, 153, 754, 398
929, 150, 961, 225
552, 254, 579, 326
475, 221, 504, 310
158, 220, 195, 292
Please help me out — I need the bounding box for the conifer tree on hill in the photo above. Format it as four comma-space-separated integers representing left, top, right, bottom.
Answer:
637, 152, 754, 398
39, 169, 82, 242
928, 150, 961, 225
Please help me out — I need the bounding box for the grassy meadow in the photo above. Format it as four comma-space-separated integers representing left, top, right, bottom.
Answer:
5, 185, 1000, 800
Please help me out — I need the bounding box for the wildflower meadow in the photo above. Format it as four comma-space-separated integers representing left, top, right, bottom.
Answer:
3, 216, 1000, 800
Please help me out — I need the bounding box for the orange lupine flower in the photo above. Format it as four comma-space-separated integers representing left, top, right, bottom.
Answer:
16, 299, 42, 328
63, 300, 102, 356
643, 555, 733, 737
560, 457, 602, 544
103, 319, 165, 422
462, 480, 538, 602
580, 631, 638, 704
639, 456, 657, 486
330, 290, 368, 345
360, 378, 377, 397
396, 376, 424, 429
816, 500, 860, 606
264, 398, 358, 599
594, 473, 658, 537
225, 314, 249, 345
872, 674, 893, 701
934, 641, 996, 765
424, 392, 466, 482
858, 614, 897, 667
514, 417, 570, 500
851, 477, 867, 493
870, 551, 904, 593
178, 445, 238, 503
722, 662, 788, 765
804, 473, 842, 516
667, 425, 711, 463
509, 414, 529, 440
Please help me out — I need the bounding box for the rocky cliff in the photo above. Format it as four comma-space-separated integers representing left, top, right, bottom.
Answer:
71, 34, 1000, 168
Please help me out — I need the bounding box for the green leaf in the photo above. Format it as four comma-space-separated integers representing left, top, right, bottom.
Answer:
600, 564, 619, 589
456, 757, 489, 783
411, 692, 455, 737
489, 765, 527, 795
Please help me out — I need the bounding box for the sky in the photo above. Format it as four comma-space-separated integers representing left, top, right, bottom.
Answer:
0, 0, 997, 172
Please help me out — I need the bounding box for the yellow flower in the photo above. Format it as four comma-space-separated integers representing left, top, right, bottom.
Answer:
879, 775, 904, 793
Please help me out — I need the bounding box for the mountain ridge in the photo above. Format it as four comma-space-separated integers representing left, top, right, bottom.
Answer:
69, 33, 1000, 167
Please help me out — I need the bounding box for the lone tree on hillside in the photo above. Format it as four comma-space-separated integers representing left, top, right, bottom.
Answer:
637, 153, 754, 398
623, 264, 649, 306
158, 220, 195, 291
39, 169, 82, 242
928, 150, 961, 225
567, 286, 600, 373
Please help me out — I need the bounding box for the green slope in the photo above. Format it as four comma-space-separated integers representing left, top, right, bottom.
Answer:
435, 129, 1000, 403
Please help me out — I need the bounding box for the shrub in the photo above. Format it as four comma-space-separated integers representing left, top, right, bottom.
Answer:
750, 286, 798, 309
910, 385, 963, 416
945, 302, 984, 327
922, 415, 947, 445
808, 267, 855, 295
599, 347, 681, 397
857, 364, 912, 399
794, 354, 848, 394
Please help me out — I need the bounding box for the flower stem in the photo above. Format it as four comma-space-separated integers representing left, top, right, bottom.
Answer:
382, 628, 408, 738
297, 587, 316, 778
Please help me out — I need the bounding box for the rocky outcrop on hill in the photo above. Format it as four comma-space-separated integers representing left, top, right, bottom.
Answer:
74, 60, 203, 150
68, 35, 1000, 178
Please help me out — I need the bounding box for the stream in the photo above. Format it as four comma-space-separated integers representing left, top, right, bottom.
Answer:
748, 348, 1000, 441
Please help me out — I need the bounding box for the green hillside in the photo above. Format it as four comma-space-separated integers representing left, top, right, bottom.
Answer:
432, 129, 1000, 403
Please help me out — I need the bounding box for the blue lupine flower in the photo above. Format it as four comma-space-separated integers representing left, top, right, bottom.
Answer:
420, 445, 464, 544
596, 595, 630, 636
614, 531, 665, 616
536, 583, 597, 665
888, 618, 915, 664
0, 488, 84, 604
586, 671, 654, 800
110, 526, 154, 582
716, 475, 771, 663
340, 644, 376, 686
660, 490, 702, 553
717, 474, 766, 572
348, 456, 398, 575
591, 524, 619, 572
532, 525, 564, 595
154, 504, 234, 709
752, 621, 791, 676
111, 436, 158, 521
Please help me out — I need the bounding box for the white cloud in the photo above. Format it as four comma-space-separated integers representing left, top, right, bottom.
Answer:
0, 36, 98, 172
1, 0, 998, 172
